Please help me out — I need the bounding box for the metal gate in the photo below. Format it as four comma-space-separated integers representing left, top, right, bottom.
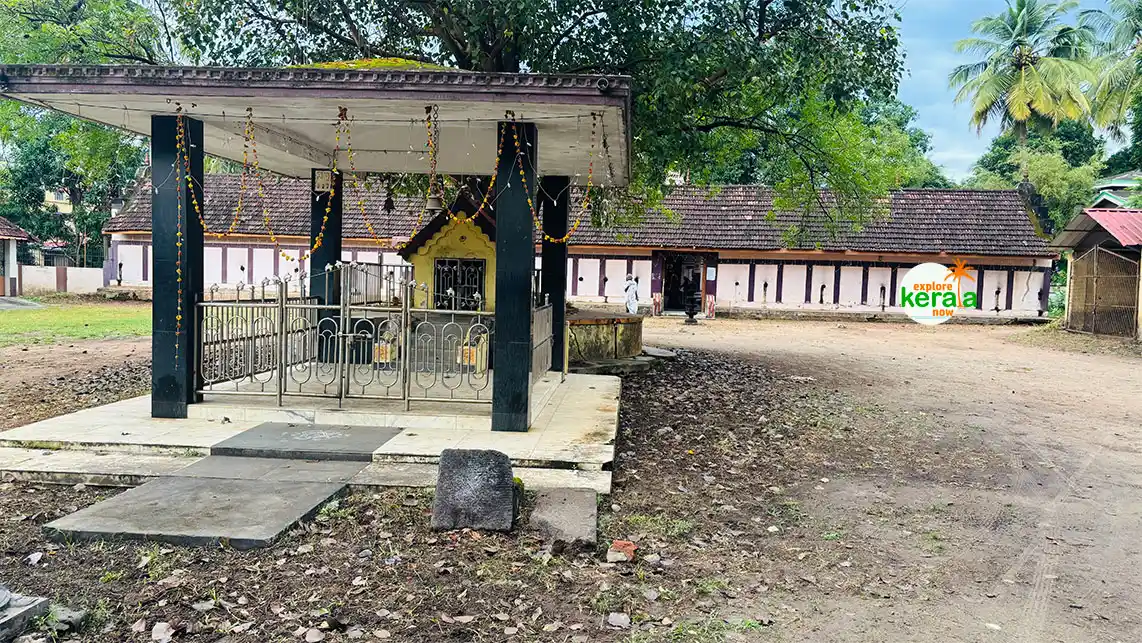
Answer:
1067, 246, 1140, 337
196, 263, 497, 405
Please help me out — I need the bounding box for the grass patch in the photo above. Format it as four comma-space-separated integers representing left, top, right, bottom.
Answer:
0, 300, 150, 346
624, 514, 696, 539
626, 617, 767, 642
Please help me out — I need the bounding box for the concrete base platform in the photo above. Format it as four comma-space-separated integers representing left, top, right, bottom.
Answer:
211, 423, 401, 462
44, 476, 344, 549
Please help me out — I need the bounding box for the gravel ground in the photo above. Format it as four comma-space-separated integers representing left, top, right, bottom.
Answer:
2, 319, 1141, 642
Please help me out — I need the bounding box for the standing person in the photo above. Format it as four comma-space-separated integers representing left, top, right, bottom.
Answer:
624, 274, 639, 315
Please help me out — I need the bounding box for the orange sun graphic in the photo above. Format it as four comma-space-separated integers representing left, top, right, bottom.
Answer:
944, 258, 975, 306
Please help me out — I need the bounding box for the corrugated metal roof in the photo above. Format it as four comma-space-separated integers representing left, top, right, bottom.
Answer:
1085, 209, 1142, 246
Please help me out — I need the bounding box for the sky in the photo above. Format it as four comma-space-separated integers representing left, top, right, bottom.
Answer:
896, 0, 1107, 181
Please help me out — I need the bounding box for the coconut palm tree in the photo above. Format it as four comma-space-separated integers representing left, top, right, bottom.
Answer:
949, 0, 1095, 177
1080, 0, 1142, 130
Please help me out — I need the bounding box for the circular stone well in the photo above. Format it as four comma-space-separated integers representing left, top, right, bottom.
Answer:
567, 310, 644, 364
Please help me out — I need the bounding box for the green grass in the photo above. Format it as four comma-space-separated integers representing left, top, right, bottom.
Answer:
0, 300, 150, 346
624, 514, 696, 539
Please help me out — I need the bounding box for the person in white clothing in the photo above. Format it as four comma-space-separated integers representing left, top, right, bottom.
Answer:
624, 274, 639, 315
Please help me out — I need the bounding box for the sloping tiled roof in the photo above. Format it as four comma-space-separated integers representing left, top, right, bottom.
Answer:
0, 215, 33, 241
572, 186, 1053, 257
106, 176, 1054, 257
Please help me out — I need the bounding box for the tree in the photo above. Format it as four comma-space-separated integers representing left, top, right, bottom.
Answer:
172, 0, 910, 237
950, 0, 1094, 178
975, 119, 1105, 177
1080, 0, 1142, 129
963, 144, 1100, 232
858, 99, 952, 188
0, 0, 161, 264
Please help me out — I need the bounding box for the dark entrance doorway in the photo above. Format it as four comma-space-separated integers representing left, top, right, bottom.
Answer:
662, 253, 705, 312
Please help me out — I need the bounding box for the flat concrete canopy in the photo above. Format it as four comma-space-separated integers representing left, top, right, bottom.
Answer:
0, 64, 632, 184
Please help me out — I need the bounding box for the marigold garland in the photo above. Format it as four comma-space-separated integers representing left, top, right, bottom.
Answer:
509, 112, 597, 244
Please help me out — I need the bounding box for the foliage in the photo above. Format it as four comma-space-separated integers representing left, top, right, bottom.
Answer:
0, 0, 157, 263
172, 0, 910, 240
950, 0, 1094, 161
975, 119, 1105, 177
0, 0, 177, 64
1079, 0, 1142, 129
963, 144, 1100, 232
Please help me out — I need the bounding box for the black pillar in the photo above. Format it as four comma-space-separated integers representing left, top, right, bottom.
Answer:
151, 115, 204, 418
493, 121, 538, 432
308, 168, 343, 305
540, 175, 569, 372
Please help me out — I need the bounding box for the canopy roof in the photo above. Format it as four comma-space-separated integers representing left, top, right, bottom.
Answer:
1051, 208, 1142, 249
0, 64, 631, 186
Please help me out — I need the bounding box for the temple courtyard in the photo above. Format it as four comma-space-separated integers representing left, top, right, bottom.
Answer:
1, 314, 1141, 641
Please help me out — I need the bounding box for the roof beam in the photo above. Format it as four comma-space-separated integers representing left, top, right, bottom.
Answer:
204, 118, 332, 168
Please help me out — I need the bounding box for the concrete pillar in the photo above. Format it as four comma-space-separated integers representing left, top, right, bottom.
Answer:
539, 175, 569, 372
151, 115, 204, 419
492, 121, 538, 432
4, 239, 17, 296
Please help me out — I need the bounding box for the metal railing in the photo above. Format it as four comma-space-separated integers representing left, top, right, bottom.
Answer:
196, 262, 504, 406
531, 301, 554, 386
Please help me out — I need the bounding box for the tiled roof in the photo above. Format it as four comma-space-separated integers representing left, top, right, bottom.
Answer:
0, 215, 33, 241
572, 186, 1054, 257
107, 176, 1054, 257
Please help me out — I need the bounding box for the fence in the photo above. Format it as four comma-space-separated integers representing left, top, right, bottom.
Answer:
194, 262, 542, 406
1067, 246, 1140, 338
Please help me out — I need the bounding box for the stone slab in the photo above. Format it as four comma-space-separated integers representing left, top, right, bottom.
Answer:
0, 594, 49, 642
211, 423, 402, 462
529, 488, 598, 550
431, 449, 519, 532
44, 477, 343, 549
175, 456, 366, 483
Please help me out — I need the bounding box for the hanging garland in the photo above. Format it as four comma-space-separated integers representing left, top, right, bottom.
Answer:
175, 108, 252, 239
509, 111, 598, 244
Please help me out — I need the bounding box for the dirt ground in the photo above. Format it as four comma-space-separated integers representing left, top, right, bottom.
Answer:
639, 317, 1142, 642
0, 338, 150, 429
1, 319, 1140, 642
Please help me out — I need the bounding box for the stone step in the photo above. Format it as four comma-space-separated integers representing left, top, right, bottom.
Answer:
44, 476, 345, 549
0, 449, 612, 494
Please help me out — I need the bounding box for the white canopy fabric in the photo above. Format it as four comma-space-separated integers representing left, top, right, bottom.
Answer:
0, 65, 631, 186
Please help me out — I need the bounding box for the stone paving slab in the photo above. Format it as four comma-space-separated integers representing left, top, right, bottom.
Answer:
0, 448, 201, 486
175, 456, 367, 483
44, 477, 343, 549
350, 462, 612, 494
529, 488, 598, 548
211, 423, 402, 462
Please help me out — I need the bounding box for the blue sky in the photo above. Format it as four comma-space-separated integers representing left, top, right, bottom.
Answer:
897, 0, 1106, 180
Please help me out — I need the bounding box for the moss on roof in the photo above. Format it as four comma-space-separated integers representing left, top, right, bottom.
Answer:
293, 58, 449, 72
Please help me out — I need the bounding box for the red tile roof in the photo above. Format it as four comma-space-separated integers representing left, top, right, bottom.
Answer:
0, 215, 33, 241
1082, 209, 1142, 246
106, 175, 1054, 257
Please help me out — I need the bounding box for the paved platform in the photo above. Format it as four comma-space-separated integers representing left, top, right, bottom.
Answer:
212, 423, 401, 461
44, 476, 344, 549
0, 374, 619, 471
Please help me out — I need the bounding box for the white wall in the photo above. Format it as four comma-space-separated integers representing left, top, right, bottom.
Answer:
838, 266, 863, 306
981, 269, 1006, 312
868, 267, 892, 308
119, 245, 144, 283
1011, 270, 1041, 311
252, 248, 274, 282
204, 247, 223, 285
781, 265, 806, 304
718, 264, 749, 304
755, 265, 778, 304
68, 267, 103, 294
603, 259, 627, 299
21, 266, 56, 293
810, 265, 834, 306
632, 259, 653, 300
576, 258, 601, 298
